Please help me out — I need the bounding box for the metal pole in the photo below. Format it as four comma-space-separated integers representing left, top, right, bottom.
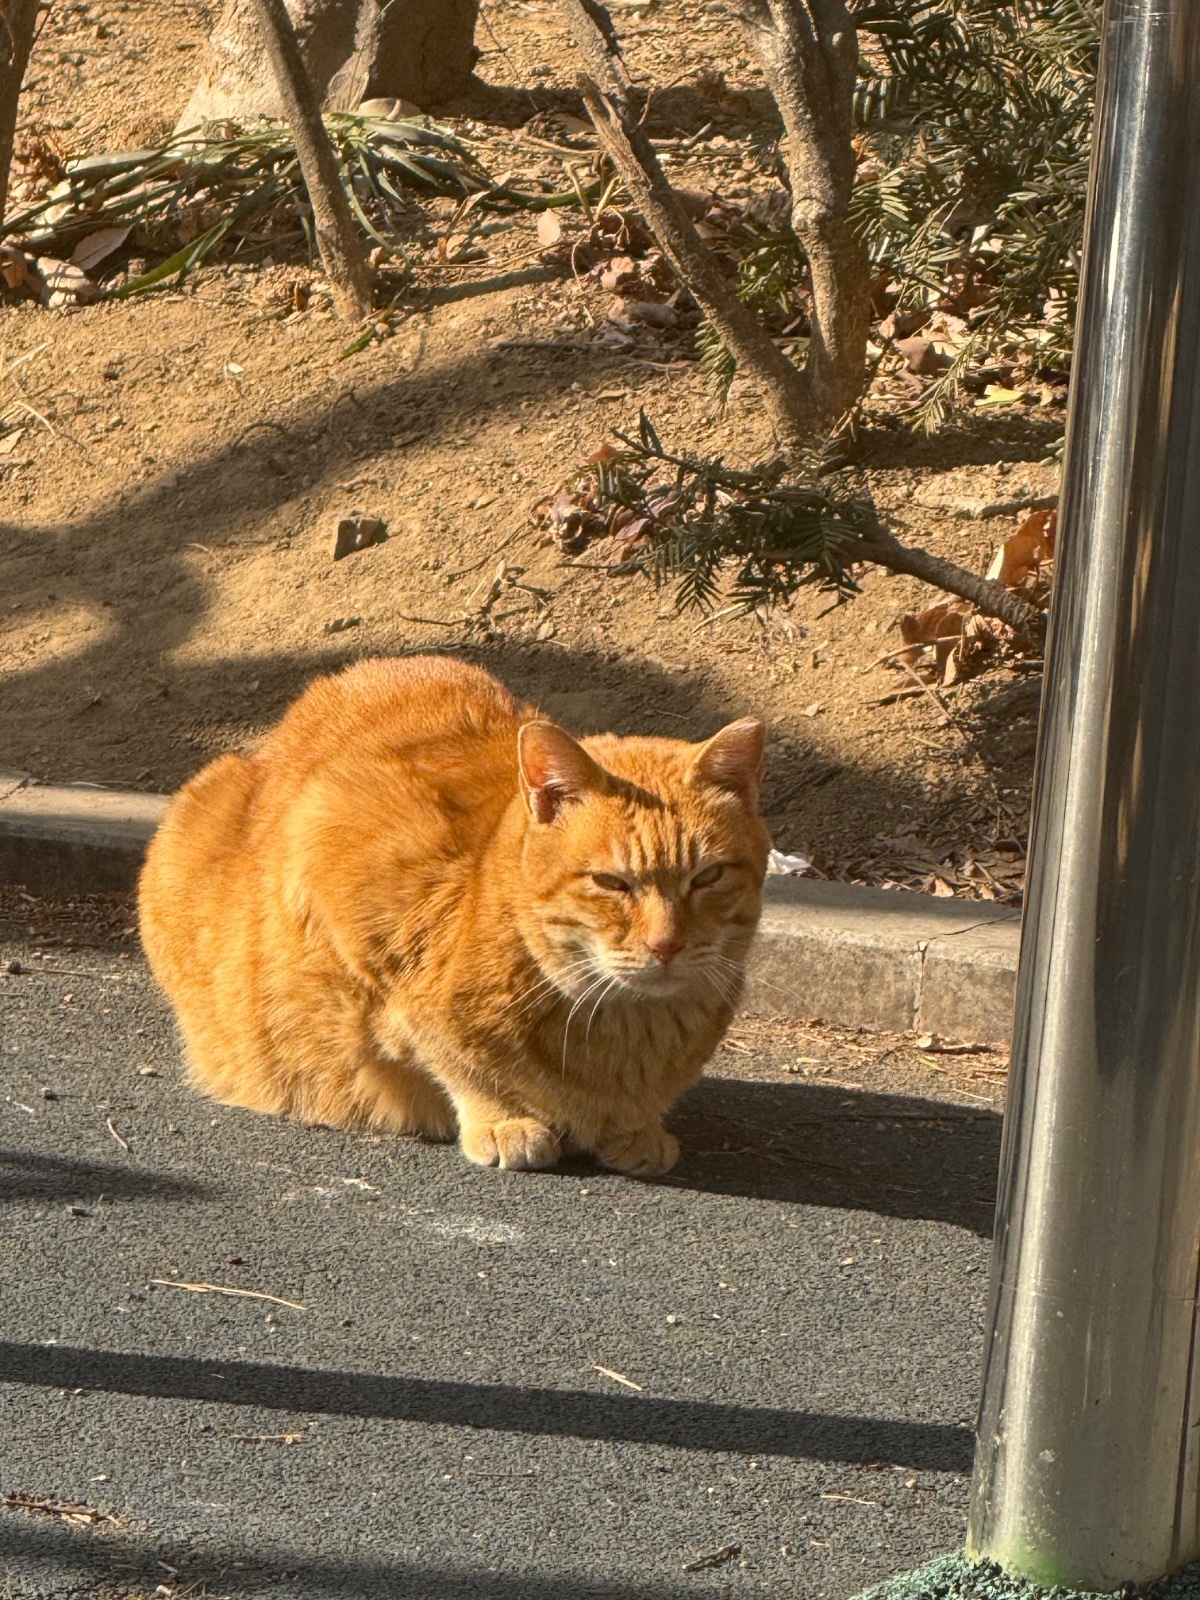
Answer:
966, 1, 1200, 1588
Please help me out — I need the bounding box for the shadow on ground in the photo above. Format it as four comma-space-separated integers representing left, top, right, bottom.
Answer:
0, 1338, 970, 1473
666, 1077, 999, 1235
0, 1147, 213, 1204
0, 1516, 741, 1600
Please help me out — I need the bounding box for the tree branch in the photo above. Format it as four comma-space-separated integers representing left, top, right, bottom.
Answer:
845, 524, 1045, 638
249, 0, 374, 322
560, 0, 821, 450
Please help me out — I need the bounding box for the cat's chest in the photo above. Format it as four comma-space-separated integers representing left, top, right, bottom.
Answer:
533, 990, 722, 1082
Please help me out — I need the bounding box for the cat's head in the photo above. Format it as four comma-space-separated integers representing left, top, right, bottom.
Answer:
515, 718, 771, 1000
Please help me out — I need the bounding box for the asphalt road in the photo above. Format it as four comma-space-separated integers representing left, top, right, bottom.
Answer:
0, 931, 1000, 1600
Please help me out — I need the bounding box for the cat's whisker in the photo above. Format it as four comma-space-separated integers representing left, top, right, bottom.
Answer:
561, 972, 612, 1075
496, 957, 600, 1025
585, 974, 623, 1052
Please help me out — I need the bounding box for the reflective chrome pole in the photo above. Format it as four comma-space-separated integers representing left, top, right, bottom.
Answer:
966, 1, 1200, 1589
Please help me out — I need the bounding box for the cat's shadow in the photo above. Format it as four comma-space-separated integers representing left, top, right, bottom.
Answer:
659, 1074, 1001, 1234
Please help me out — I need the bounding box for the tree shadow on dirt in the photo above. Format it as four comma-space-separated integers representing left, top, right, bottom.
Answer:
0, 316, 982, 838
441, 73, 780, 139
849, 413, 1063, 473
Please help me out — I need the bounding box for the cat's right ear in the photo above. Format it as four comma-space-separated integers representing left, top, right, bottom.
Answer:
518, 721, 603, 823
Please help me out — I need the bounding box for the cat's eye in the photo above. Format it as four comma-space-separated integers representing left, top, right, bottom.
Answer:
591, 872, 633, 894
691, 863, 725, 890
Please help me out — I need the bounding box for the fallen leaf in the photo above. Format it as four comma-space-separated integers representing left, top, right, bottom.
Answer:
70, 224, 131, 272
611, 298, 677, 328
537, 210, 563, 248
894, 335, 951, 376
0, 428, 27, 456
987, 507, 1057, 591
36, 257, 96, 302
976, 385, 1028, 407
599, 255, 637, 292
897, 601, 970, 671
0, 244, 30, 289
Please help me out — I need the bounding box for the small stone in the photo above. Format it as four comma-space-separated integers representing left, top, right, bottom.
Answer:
333, 516, 388, 560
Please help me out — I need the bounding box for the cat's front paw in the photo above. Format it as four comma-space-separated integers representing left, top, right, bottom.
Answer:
595, 1124, 680, 1177
460, 1117, 562, 1171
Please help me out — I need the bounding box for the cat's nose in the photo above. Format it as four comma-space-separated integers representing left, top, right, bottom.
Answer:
646, 937, 683, 965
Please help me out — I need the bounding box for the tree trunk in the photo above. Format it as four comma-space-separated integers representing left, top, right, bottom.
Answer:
737, 0, 871, 420
0, 0, 45, 225
179, 0, 479, 129
249, 0, 374, 322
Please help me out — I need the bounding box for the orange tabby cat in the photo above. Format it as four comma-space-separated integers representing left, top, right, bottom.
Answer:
139, 656, 769, 1175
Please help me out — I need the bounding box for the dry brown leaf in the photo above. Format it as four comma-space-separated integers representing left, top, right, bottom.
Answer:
70, 225, 131, 272
987, 508, 1057, 590
897, 600, 970, 668
0, 244, 30, 290
36, 257, 96, 304
537, 210, 564, 248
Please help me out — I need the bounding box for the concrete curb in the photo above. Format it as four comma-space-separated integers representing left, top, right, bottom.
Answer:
0, 775, 1020, 1043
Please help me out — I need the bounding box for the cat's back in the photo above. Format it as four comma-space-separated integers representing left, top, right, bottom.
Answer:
261, 655, 533, 788
142, 657, 536, 984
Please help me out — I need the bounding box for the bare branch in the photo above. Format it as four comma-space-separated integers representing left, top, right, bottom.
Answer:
249, 0, 374, 322
561, 0, 821, 450
846, 524, 1046, 638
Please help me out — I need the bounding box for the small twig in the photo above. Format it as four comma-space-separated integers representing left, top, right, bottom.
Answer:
227, 1431, 305, 1445
896, 658, 953, 720
862, 684, 928, 709
105, 1117, 129, 1153
395, 611, 464, 628
150, 1279, 305, 1311
593, 1363, 643, 1391
444, 518, 530, 579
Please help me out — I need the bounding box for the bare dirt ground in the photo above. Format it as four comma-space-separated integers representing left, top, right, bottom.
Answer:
1, 0, 1060, 902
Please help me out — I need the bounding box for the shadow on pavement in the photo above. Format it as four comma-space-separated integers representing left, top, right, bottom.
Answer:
0, 1339, 972, 1473
0, 1518, 716, 1600
0, 1147, 213, 1204
667, 1077, 1000, 1235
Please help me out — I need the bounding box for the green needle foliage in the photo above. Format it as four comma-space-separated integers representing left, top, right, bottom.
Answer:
853, 0, 1097, 425
581, 412, 872, 615
698, 0, 1098, 430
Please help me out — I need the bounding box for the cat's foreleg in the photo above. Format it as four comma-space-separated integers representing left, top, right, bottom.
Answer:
591, 1120, 680, 1177
450, 1086, 562, 1171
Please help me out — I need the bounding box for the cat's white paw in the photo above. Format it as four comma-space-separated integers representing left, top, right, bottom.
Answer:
595, 1124, 680, 1177
460, 1117, 562, 1171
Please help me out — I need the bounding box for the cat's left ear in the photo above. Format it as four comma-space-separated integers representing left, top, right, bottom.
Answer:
518, 721, 605, 823
686, 718, 766, 806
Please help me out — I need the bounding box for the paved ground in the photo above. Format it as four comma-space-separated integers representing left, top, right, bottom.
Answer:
0, 908, 1003, 1600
